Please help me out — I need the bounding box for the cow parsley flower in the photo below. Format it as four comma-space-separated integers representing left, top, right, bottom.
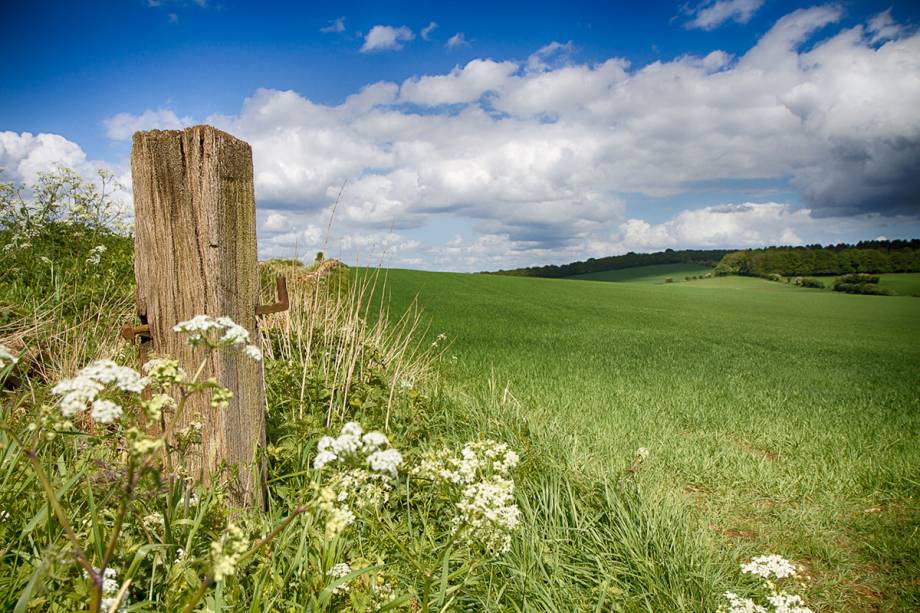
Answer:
174, 315, 262, 361
85, 567, 128, 613
141, 393, 175, 421
210, 524, 249, 582
361, 431, 389, 452
366, 448, 403, 477
721, 592, 767, 613
741, 555, 798, 580
324, 504, 355, 539
455, 475, 521, 554
52, 375, 104, 417
328, 562, 352, 595
90, 399, 123, 424
313, 450, 337, 470
143, 358, 186, 387
86, 244, 106, 265
766, 592, 814, 613
243, 344, 262, 361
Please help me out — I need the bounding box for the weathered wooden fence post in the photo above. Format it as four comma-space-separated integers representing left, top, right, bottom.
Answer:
130, 125, 265, 508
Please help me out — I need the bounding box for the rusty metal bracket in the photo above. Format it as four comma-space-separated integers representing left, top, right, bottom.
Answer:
256, 276, 289, 316
120, 323, 150, 342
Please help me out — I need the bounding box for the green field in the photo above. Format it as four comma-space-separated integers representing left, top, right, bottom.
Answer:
380, 269, 920, 610
568, 262, 712, 283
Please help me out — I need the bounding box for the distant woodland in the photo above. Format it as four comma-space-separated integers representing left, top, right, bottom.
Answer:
491, 249, 731, 278
713, 240, 920, 277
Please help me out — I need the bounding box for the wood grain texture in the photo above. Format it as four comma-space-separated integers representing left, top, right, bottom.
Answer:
131, 125, 265, 508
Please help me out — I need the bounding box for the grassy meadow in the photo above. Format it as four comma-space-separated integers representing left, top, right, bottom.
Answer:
376, 266, 920, 611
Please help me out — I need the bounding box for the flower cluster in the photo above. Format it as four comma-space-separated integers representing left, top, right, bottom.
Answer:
312, 422, 403, 537
173, 315, 262, 361
720, 555, 813, 613
328, 562, 352, 595
210, 523, 249, 582
84, 567, 128, 612
741, 555, 799, 580
142, 358, 186, 388
313, 422, 403, 477
52, 360, 146, 420
0, 344, 18, 369
413, 440, 519, 486
722, 592, 767, 613
456, 475, 520, 554
413, 440, 521, 555
86, 244, 106, 265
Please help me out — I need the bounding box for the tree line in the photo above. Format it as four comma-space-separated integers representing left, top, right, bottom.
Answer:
713, 240, 920, 277
490, 248, 731, 278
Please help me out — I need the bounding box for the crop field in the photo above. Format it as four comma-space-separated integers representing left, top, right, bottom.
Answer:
378, 266, 920, 611
568, 262, 712, 283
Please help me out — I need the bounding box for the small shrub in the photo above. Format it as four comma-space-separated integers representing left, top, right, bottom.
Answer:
792, 277, 824, 289
766, 273, 784, 283
833, 282, 891, 295
665, 277, 674, 283
837, 273, 880, 285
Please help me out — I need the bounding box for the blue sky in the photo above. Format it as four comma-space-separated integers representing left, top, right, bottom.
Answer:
2, 0, 920, 270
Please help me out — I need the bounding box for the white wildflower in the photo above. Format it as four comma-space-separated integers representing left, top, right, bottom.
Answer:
216, 316, 250, 346
210, 524, 248, 582
0, 344, 19, 369
85, 567, 128, 612
766, 592, 814, 613
341, 421, 363, 437
174, 315, 261, 361
635, 447, 649, 462
325, 505, 355, 539
741, 555, 798, 580
317, 436, 335, 453
366, 448, 403, 478
361, 431, 389, 453
141, 393, 175, 421
721, 592, 767, 613
331, 431, 362, 456
101, 567, 119, 594
328, 562, 352, 595
243, 344, 262, 361
90, 399, 123, 424
334, 468, 393, 508
142, 358, 186, 387
313, 450, 337, 470
80, 360, 146, 393
52, 375, 103, 417
86, 244, 107, 265
455, 475, 520, 554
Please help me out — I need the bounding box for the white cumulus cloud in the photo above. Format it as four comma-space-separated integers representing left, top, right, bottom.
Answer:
684, 0, 765, 30
361, 25, 414, 52
103, 108, 194, 140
